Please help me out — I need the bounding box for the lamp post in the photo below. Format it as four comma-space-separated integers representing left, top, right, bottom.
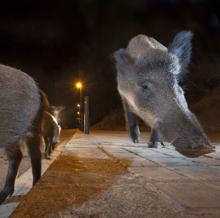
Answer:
75, 82, 83, 131
84, 96, 90, 134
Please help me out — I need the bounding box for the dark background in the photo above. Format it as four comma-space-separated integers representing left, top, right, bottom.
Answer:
0, 0, 220, 128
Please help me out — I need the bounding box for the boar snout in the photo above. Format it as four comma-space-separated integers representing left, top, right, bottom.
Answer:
158, 108, 216, 158
175, 144, 215, 158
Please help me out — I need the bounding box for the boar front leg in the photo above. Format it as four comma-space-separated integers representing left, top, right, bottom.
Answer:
0, 145, 22, 204
122, 98, 140, 143
148, 128, 165, 148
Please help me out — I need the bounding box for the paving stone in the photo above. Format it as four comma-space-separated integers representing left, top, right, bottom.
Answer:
174, 164, 220, 181
205, 151, 220, 158
125, 147, 170, 159
129, 159, 160, 167
0, 203, 19, 218
155, 182, 220, 209
154, 148, 191, 158
98, 147, 124, 153
206, 182, 220, 191
102, 147, 142, 158
150, 157, 199, 167
129, 166, 188, 182
63, 147, 109, 159
191, 156, 220, 166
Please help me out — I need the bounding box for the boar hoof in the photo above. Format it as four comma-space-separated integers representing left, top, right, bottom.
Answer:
132, 138, 139, 143
0, 187, 14, 204
148, 141, 161, 148
45, 154, 51, 160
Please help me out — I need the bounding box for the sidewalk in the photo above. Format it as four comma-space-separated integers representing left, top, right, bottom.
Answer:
9, 130, 220, 218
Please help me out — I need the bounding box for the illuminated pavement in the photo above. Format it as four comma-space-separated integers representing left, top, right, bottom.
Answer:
3, 130, 220, 218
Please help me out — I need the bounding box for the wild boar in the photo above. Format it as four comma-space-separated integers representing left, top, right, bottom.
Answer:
114, 31, 214, 157
41, 111, 61, 159
0, 64, 46, 204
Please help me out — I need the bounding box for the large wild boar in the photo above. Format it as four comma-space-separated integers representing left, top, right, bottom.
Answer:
42, 111, 61, 159
0, 64, 45, 204
114, 31, 214, 157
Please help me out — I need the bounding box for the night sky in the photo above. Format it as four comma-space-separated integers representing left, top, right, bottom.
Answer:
0, 0, 220, 127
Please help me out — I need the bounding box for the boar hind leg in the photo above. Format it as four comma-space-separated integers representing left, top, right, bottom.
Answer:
45, 137, 52, 160
26, 134, 41, 185
148, 129, 165, 148
0, 145, 22, 204
122, 98, 140, 143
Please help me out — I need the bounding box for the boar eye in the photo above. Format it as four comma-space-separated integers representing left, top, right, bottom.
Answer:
138, 81, 153, 93
141, 84, 149, 91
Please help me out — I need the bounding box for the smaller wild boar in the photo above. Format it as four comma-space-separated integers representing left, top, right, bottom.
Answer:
0, 64, 46, 204
41, 111, 61, 159
50, 105, 64, 125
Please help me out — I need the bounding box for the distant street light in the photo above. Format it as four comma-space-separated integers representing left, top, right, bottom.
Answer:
75, 81, 83, 131
76, 82, 82, 89
74, 81, 89, 134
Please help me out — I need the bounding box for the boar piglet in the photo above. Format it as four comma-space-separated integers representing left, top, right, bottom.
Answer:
42, 111, 61, 159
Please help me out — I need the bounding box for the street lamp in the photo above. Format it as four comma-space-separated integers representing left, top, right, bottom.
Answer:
75, 81, 83, 130
74, 81, 89, 134
76, 82, 82, 89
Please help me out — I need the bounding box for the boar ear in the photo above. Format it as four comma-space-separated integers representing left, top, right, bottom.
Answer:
114, 48, 133, 72
168, 31, 193, 77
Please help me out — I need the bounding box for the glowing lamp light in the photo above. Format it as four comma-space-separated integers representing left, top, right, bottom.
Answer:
77, 104, 80, 107
76, 82, 82, 89
77, 111, 80, 115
